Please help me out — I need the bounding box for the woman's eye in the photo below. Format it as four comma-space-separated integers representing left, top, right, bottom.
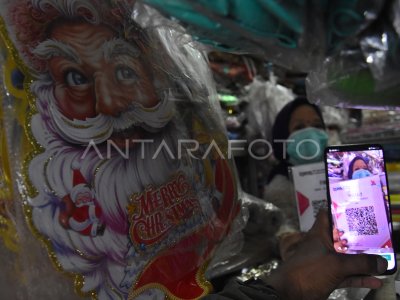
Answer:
314, 123, 324, 129
65, 70, 88, 86
293, 125, 305, 131
116, 66, 138, 82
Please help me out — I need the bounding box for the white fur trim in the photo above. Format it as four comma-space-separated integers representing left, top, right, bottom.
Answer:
69, 217, 91, 232
88, 204, 98, 221
91, 220, 99, 237
72, 160, 81, 170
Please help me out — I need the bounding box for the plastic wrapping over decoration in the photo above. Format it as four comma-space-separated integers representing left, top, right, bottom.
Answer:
0, 70, 16, 251
0, 32, 23, 253
143, 0, 384, 72
0, 24, 79, 299
0, 1, 241, 299
206, 192, 283, 279
307, 0, 400, 109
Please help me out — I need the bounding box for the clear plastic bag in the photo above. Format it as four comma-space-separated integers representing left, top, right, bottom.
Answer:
245, 75, 294, 143
307, 0, 400, 109
0, 1, 242, 299
306, 47, 400, 109
143, 0, 385, 72
206, 192, 283, 279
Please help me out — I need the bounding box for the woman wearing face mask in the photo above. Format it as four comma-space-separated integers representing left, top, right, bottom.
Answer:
348, 156, 372, 179
263, 97, 347, 258
264, 97, 327, 231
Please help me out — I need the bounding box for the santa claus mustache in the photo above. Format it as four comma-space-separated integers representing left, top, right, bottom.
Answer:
49, 91, 175, 145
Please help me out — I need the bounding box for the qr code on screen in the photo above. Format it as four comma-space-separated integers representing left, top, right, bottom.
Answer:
311, 199, 328, 218
345, 206, 378, 236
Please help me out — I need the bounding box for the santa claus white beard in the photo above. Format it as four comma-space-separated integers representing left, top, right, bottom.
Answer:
48, 90, 174, 145
29, 128, 182, 299
28, 80, 186, 299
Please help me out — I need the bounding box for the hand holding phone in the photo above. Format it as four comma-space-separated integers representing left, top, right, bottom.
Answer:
325, 144, 397, 275
265, 211, 388, 300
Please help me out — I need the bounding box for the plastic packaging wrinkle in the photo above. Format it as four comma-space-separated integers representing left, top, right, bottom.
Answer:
144, 0, 327, 72
0, 1, 242, 299
206, 193, 283, 280
245, 76, 294, 143
307, 0, 400, 109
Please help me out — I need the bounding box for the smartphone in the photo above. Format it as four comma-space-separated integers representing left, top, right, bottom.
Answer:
324, 144, 397, 275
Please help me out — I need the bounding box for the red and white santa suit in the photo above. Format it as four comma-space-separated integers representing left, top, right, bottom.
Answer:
64, 164, 104, 237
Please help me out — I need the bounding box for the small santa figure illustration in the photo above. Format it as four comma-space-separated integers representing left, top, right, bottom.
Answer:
59, 162, 105, 237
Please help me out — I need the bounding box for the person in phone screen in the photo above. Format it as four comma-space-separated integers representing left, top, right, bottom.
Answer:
348, 156, 372, 180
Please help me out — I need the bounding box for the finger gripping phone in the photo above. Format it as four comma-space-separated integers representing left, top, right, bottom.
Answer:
325, 144, 397, 275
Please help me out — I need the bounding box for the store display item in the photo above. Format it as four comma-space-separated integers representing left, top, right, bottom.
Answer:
0, 1, 242, 299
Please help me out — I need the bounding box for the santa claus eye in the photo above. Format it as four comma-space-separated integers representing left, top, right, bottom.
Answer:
65, 70, 88, 86
115, 66, 138, 83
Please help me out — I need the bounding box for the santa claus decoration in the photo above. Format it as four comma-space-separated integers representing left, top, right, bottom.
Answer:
0, 0, 240, 299
59, 161, 105, 237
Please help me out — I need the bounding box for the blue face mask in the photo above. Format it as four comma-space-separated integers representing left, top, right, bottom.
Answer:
286, 127, 328, 165
352, 169, 372, 179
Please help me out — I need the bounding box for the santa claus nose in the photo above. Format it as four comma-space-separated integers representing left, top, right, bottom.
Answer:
94, 73, 129, 117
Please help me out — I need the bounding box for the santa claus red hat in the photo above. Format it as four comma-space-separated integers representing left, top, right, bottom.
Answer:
70, 161, 94, 203
72, 161, 87, 187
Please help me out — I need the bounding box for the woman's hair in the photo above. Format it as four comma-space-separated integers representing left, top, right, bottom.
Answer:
347, 156, 369, 179
268, 97, 325, 181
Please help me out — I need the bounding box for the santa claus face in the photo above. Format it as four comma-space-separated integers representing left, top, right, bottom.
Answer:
72, 185, 94, 206
48, 21, 159, 120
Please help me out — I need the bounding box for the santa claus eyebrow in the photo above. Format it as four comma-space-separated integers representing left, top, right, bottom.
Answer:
32, 39, 81, 63
102, 38, 140, 61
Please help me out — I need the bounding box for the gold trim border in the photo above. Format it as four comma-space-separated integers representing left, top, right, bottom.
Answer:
0, 16, 99, 300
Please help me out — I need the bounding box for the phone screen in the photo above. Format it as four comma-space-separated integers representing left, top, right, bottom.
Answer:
325, 144, 396, 274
